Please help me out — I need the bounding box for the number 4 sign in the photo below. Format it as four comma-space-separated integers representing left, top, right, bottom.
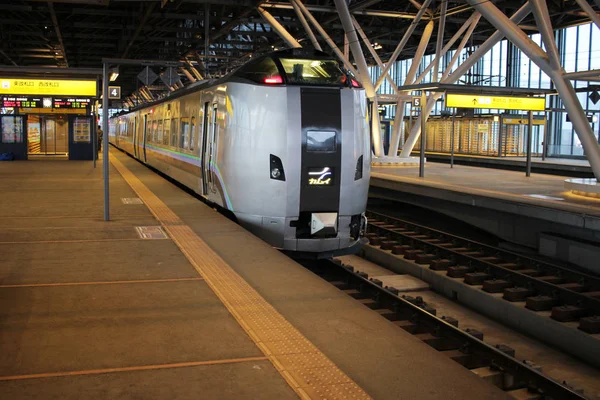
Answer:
108, 86, 121, 100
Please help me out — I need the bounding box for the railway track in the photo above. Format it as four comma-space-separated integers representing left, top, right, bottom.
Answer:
303, 258, 587, 399
364, 210, 600, 335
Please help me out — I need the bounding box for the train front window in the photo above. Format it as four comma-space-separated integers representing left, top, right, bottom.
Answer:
279, 58, 345, 85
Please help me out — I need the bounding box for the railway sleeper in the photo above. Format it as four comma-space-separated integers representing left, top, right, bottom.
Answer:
483, 279, 514, 293
464, 272, 492, 286
526, 295, 558, 311
442, 350, 491, 370
430, 259, 453, 271
342, 288, 369, 299
551, 305, 587, 322
414, 333, 461, 351
505, 387, 543, 400
503, 287, 535, 302
380, 240, 398, 250
497, 263, 522, 271
536, 275, 567, 285
391, 244, 412, 255
415, 253, 438, 265
447, 265, 472, 278
403, 249, 424, 260
471, 366, 505, 390
556, 282, 587, 292
579, 316, 600, 334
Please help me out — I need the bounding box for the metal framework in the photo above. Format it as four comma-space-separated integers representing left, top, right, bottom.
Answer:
1, 0, 600, 175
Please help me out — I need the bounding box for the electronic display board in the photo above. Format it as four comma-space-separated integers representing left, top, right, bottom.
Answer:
2, 96, 43, 108
53, 98, 91, 109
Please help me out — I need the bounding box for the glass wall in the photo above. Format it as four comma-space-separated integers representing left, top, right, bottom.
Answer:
369, 22, 600, 158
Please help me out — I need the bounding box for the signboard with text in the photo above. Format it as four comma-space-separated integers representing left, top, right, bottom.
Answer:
446, 94, 545, 111
0, 78, 97, 97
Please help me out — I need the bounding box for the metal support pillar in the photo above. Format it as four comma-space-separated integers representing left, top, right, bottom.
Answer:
441, 15, 480, 80
293, 0, 359, 77
467, 0, 600, 179
291, 0, 321, 51
413, 12, 479, 84
399, 3, 531, 159
388, 20, 434, 157
574, 0, 600, 30
374, 0, 432, 91
432, 0, 447, 82
526, 111, 533, 177
334, 0, 383, 156
419, 91, 427, 177
102, 63, 109, 221
257, 7, 302, 48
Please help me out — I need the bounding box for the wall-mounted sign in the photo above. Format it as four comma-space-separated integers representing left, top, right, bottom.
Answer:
108, 86, 121, 99
446, 94, 546, 111
412, 97, 421, 108
0, 78, 97, 96
503, 118, 546, 125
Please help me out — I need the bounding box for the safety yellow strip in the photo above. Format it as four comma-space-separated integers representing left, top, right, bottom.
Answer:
110, 153, 371, 400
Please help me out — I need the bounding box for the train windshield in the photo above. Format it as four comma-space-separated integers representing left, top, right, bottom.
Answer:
278, 58, 346, 86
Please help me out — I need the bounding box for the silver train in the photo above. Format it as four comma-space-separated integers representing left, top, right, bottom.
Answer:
110, 49, 370, 257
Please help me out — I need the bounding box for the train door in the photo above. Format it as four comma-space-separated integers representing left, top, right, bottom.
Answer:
133, 116, 138, 158
201, 102, 210, 196
142, 114, 147, 162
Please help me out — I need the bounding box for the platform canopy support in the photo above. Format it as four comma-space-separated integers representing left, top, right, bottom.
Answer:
466, 0, 600, 180
333, 0, 384, 156
398, 3, 530, 160
257, 7, 302, 49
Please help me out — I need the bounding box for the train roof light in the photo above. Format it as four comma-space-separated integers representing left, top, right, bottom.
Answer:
264, 75, 283, 84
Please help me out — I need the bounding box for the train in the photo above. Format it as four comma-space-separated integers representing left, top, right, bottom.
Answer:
109, 48, 370, 258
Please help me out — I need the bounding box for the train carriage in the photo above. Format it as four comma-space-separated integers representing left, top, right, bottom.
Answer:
110, 49, 370, 257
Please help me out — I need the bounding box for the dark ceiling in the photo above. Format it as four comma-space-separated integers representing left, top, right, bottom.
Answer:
0, 0, 595, 97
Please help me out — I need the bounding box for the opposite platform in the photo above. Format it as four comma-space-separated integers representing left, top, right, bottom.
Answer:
0, 149, 509, 399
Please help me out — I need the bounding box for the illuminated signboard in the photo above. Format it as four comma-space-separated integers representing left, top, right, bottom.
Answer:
53, 98, 91, 109
308, 167, 333, 186
445, 94, 546, 111
2, 96, 43, 108
0, 78, 97, 96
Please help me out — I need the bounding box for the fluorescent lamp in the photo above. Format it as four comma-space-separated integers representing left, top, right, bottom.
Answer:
109, 71, 119, 82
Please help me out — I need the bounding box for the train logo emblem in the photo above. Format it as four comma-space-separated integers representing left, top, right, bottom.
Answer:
308, 167, 332, 186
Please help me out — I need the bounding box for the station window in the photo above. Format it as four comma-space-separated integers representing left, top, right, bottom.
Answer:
235, 57, 280, 84
156, 120, 164, 144
170, 118, 179, 147
1, 115, 24, 143
163, 119, 170, 146
190, 116, 196, 152
181, 118, 190, 149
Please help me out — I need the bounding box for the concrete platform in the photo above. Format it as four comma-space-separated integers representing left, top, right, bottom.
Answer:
370, 163, 600, 270
0, 149, 509, 399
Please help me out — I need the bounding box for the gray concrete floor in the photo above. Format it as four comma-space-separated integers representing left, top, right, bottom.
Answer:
0, 151, 511, 399
372, 163, 600, 214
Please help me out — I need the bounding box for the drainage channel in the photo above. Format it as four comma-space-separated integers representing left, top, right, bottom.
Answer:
301, 258, 587, 400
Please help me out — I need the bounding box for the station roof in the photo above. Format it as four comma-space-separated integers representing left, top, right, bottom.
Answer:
0, 0, 594, 98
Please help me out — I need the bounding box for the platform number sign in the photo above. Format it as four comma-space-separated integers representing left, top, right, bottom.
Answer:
108, 86, 121, 100
412, 97, 421, 108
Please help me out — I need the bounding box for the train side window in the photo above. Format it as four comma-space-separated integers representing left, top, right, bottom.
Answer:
152, 120, 158, 143
234, 57, 280, 84
190, 116, 196, 151
146, 118, 152, 143
181, 118, 190, 149
171, 118, 179, 147
157, 120, 164, 144
163, 118, 171, 146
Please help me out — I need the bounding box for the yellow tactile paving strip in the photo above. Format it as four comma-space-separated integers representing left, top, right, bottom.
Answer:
110, 153, 371, 400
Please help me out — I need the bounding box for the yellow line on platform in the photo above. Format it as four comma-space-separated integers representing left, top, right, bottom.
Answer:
0, 277, 204, 289
110, 152, 372, 400
0, 356, 269, 381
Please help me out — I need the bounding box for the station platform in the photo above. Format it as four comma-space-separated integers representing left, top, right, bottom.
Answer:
370, 163, 600, 270
416, 152, 593, 178
0, 149, 509, 400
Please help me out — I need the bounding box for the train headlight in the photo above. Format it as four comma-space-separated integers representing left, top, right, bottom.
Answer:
270, 154, 286, 181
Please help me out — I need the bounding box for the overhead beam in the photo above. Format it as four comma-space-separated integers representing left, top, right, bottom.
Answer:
121, 2, 157, 59
47, 1, 68, 67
